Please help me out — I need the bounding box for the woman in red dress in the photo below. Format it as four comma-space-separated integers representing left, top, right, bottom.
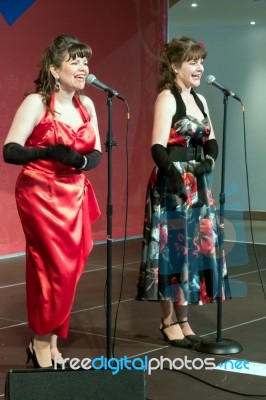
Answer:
3, 35, 101, 368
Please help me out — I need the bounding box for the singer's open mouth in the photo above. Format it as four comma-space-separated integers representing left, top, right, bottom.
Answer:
75, 75, 86, 81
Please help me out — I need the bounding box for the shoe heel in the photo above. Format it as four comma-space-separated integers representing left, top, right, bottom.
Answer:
159, 318, 169, 341
159, 327, 168, 341
25, 339, 45, 368
26, 347, 31, 365
159, 318, 193, 349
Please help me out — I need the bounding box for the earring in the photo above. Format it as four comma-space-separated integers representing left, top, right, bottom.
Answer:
54, 77, 60, 92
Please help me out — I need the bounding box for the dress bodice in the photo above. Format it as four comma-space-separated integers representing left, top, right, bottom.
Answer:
167, 87, 211, 148
24, 94, 96, 173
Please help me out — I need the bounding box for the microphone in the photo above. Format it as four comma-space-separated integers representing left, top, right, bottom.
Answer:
86, 74, 125, 101
206, 75, 241, 101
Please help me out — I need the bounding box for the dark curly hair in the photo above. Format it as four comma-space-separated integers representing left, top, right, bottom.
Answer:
157, 36, 207, 93
34, 35, 92, 111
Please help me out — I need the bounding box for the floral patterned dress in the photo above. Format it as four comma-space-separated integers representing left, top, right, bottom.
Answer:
136, 87, 230, 305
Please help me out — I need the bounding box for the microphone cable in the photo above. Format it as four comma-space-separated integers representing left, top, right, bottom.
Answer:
111, 98, 130, 357
241, 101, 266, 301
147, 366, 266, 398
101, 97, 130, 358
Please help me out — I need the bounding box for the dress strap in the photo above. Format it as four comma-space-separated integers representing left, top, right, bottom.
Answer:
191, 89, 207, 118
170, 87, 208, 126
170, 86, 186, 126
73, 95, 90, 123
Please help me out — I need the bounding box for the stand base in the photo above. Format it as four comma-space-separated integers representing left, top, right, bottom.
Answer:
195, 338, 243, 355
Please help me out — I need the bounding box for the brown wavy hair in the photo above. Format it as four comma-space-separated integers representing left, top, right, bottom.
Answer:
157, 36, 207, 93
33, 35, 92, 111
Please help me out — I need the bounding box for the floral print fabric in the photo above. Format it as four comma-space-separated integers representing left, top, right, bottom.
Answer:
136, 114, 230, 304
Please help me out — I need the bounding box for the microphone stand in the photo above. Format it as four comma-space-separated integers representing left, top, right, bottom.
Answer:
105, 94, 117, 360
195, 93, 242, 355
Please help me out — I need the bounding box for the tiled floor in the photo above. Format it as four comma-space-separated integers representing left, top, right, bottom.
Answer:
1, 219, 266, 399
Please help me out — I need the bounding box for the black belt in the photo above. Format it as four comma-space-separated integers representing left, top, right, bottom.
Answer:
167, 146, 202, 162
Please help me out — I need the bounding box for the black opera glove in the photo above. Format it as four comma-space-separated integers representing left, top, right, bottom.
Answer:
167, 164, 187, 202
3, 142, 52, 164
151, 144, 187, 202
194, 139, 218, 176
45, 144, 84, 167
193, 158, 213, 176
3, 142, 102, 171
43, 144, 102, 170
78, 149, 102, 171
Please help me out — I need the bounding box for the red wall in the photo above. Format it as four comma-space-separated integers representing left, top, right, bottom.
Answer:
0, 0, 168, 255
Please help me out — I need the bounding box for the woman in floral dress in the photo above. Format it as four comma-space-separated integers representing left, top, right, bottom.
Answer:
137, 36, 230, 348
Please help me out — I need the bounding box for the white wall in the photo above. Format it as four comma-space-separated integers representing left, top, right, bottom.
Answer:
168, 21, 266, 213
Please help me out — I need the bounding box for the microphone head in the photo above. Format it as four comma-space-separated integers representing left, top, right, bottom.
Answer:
206, 75, 215, 85
86, 74, 96, 84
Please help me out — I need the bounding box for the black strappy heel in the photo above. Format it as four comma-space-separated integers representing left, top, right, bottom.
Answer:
179, 320, 202, 343
159, 319, 193, 348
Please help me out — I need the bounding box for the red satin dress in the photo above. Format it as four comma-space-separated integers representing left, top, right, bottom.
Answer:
15, 94, 100, 338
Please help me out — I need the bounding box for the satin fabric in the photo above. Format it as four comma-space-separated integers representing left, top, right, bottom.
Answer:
15, 94, 100, 338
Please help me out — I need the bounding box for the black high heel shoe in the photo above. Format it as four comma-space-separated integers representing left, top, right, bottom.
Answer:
159, 319, 193, 348
26, 339, 53, 369
179, 320, 202, 344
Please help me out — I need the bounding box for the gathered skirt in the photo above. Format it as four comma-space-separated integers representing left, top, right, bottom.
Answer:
136, 165, 230, 304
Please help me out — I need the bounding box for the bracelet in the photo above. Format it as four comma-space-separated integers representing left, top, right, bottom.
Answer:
79, 156, 88, 170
